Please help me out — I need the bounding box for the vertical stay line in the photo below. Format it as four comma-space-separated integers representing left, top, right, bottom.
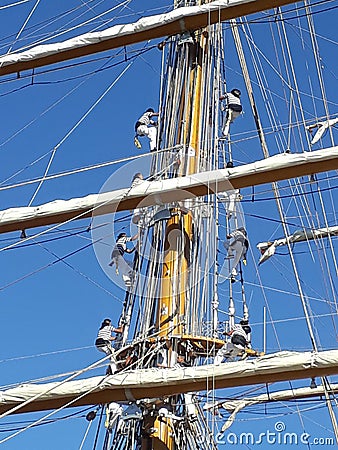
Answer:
232, 16, 338, 442
231, 18, 318, 350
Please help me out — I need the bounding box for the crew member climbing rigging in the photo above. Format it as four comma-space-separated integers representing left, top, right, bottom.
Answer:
109, 232, 138, 287
220, 88, 242, 137
134, 108, 159, 151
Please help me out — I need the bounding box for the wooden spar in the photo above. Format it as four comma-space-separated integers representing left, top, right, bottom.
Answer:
0, 0, 299, 77
1, 350, 338, 416
0, 147, 337, 235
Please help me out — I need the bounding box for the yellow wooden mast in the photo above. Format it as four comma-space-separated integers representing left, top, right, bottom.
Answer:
147, 9, 208, 449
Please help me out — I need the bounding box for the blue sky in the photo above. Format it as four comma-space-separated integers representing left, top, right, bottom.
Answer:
0, 0, 338, 448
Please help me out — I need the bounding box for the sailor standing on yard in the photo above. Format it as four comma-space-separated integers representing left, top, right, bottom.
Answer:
95, 318, 123, 374
214, 320, 251, 364
109, 232, 138, 286
225, 227, 249, 279
134, 108, 159, 151
220, 88, 242, 137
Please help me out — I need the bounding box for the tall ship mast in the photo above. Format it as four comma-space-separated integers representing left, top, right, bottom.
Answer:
0, 1, 338, 449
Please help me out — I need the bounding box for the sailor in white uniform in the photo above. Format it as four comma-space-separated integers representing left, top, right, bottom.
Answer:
218, 189, 241, 219
214, 320, 251, 363
95, 318, 123, 374
134, 108, 159, 151
220, 88, 242, 137
109, 232, 138, 286
225, 227, 249, 278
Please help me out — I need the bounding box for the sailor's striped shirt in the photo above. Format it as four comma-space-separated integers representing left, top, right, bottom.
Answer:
225, 92, 242, 108
232, 324, 247, 339
97, 325, 113, 342
115, 235, 132, 255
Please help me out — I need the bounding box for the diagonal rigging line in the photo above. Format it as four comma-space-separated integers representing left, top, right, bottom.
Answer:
0, 69, 96, 157
0, 240, 94, 292
0, 224, 116, 294
27, 60, 134, 206
0, 0, 31, 10
5, 227, 93, 249
32, 238, 123, 304
0, 352, 117, 443
0, 406, 94, 433
2, 0, 41, 64
4, 0, 131, 56
0, 222, 109, 245
78, 418, 95, 450
0, 144, 173, 192
28, 145, 57, 206
0, 1, 97, 52
0, 345, 92, 366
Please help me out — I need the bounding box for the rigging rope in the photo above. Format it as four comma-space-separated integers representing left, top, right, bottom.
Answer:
91, 406, 103, 450
27, 61, 134, 205
0, 350, 114, 421
78, 416, 95, 450
1, 0, 41, 61
0, 141, 179, 192
5, 1, 131, 57
0, 0, 31, 10
232, 17, 318, 350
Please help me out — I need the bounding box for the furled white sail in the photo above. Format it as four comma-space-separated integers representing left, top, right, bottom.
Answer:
206, 383, 338, 432
0, 0, 299, 77
1, 350, 338, 416
258, 225, 338, 264
1, 147, 338, 234
307, 118, 338, 145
